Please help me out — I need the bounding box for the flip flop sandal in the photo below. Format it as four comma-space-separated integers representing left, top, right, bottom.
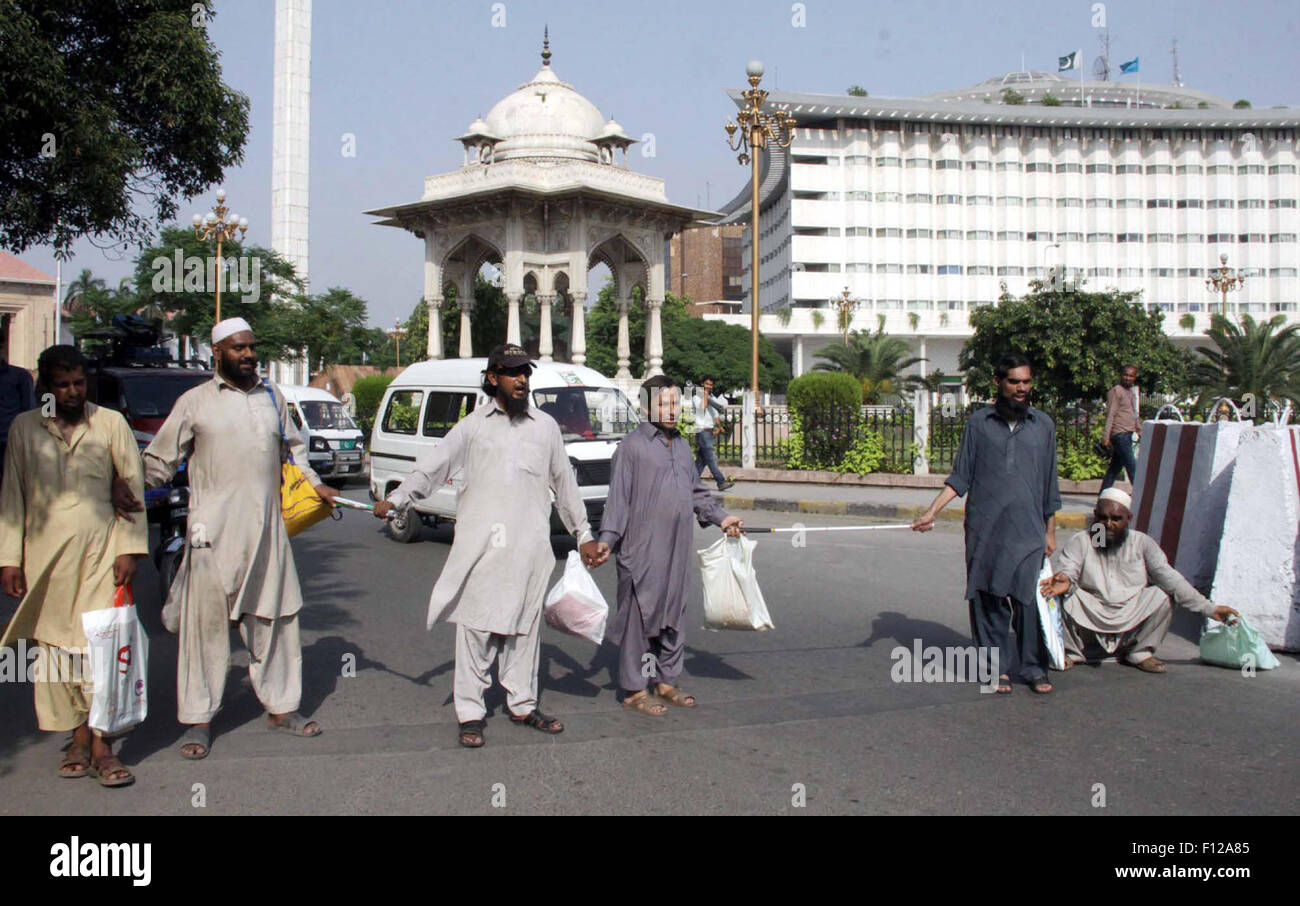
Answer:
508, 709, 564, 734
179, 725, 210, 760
655, 684, 697, 707
1030, 677, 1054, 694
58, 743, 91, 779
996, 675, 1014, 694
458, 720, 486, 748
88, 754, 135, 788
622, 692, 667, 716
267, 712, 322, 736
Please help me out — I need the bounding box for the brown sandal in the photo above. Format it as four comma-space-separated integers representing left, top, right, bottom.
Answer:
58, 743, 91, 779
458, 720, 486, 748
1133, 657, 1167, 673
655, 683, 697, 707
622, 691, 667, 716
88, 753, 135, 788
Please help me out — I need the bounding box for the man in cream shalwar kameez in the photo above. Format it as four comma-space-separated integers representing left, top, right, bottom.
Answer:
1040, 488, 1239, 672
0, 345, 147, 785
373, 344, 604, 748
141, 319, 337, 757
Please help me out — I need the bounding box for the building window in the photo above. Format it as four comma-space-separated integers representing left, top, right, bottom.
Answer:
1085, 163, 1114, 174
874, 191, 902, 202
966, 195, 993, 205
1271, 302, 1298, 311
1177, 164, 1205, 174
1238, 165, 1265, 175
1147, 233, 1174, 243
874, 227, 902, 237
1206, 165, 1233, 175
1056, 232, 1083, 242
995, 161, 1022, 171
996, 266, 1024, 276
967, 265, 994, 275
906, 158, 933, 169
935, 159, 962, 170
965, 230, 994, 240
1177, 268, 1204, 277
1117, 233, 1143, 243
1116, 164, 1143, 174
966, 160, 992, 171
801, 263, 842, 272
1146, 199, 1173, 208
1056, 197, 1083, 208
1146, 164, 1173, 174
1025, 196, 1051, 207
906, 228, 933, 239
792, 155, 830, 165
845, 155, 872, 165
1152, 268, 1175, 277
1177, 233, 1204, 243
875, 156, 901, 167
1269, 233, 1297, 243
937, 265, 963, 275
906, 264, 932, 274
997, 230, 1023, 241
1087, 232, 1113, 243
1086, 198, 1114, 208
1055, 163, 1083, 173
1207, 233, 1235, 243
997, 196, 1023, 206
1088, 267, 1114, 277
936, 229, 963, 239
1238, 233, 1266, 243
1118, 267, 1144, 277
1176, 199, 1204, 208
877, 263, 903, 273
1268, 164, 1297, 174
1207, 199, 1235, 209
1025, 162, 1053, 173
1117, 198, 1143, 208
936, 194, 962, 204
1239, 199, 1265, 209
1026, 231, 1053, 241
845, 263, 872, 273
1270, 198, 1298, 209
906, 193, 933, 203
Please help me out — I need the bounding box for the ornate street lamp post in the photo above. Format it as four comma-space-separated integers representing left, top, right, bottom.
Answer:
192, 188, 248, 323
832, 286, 859, 345
1205, 253, 1246, 317
725, 60, 797, 417
388, 319, 408, 368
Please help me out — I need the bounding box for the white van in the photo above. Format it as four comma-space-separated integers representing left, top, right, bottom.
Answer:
368, 358, 639, 542
279, 385, 367, 486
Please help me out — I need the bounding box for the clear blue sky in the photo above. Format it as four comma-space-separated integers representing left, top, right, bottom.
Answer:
18, 0, 1300, 328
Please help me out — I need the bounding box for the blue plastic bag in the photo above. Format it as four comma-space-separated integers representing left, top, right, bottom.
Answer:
1199, 616, 1280, 670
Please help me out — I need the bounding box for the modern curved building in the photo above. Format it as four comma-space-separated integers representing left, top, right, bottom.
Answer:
710, 72, 1300, 383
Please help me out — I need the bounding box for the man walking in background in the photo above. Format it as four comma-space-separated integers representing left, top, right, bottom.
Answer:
1101, 365, 1140, 491
691, 375, 732, 492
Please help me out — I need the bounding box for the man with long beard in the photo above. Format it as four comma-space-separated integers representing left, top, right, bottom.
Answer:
596, 374, 743, 716
138, 317, 338, 759
374, 344, 605, 748
912, 353, 1061, 694
1039, 488, 1239, 672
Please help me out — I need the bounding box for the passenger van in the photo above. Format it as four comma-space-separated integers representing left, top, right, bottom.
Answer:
368, 358, 639, 542
278, 384, 367, 486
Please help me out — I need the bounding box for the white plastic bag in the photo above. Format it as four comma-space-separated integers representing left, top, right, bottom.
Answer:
1034, 557, 1066, 670
81, 585, 149, 735
697, 534, 774, 631
544, 550, 609, 644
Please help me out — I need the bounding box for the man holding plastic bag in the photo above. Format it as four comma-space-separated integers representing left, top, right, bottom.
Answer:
595, 375, 743, 716
0, 346, 148, 787
1038, 489, 1239, 673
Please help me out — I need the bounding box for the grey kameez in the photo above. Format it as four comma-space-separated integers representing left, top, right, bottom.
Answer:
598, 422, 727, 690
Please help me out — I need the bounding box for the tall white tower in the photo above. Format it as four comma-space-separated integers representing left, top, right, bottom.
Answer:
271, 0, 311, 383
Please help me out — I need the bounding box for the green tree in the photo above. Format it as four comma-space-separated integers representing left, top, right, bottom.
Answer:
0, 1, 250, 254
812, 328, 926, 403
131, 226, 305, 361
961, 279, 1188, 407
1189, 314, 1300, 416
1233, 99, 1252, 109
846, 85, 869, 97
65, 270, 143, 343
661, 296, 789, 393
293, 287, 376, 372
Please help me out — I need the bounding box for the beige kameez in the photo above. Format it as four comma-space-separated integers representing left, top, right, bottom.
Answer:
0, 404, 148, 731
142, 374, 319, 723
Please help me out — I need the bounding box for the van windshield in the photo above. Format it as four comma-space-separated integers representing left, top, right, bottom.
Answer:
532, 387, 639, 441
301, 400, 358, 431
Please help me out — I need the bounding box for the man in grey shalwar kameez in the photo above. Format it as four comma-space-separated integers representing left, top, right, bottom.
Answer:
596, 375, 743, 715
912, 353, 1061, 693
140, 318, 339, 758
1040, 488, 1238, 672
373, 344, 605, 748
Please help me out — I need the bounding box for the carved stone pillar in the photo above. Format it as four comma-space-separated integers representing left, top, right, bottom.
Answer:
569, 291, 587, 365
458, 298, 473, 358
537, 293, 555, 362
506, 292, 522, 346
616, 295, 631, 381
645, 297, 664, 377
427, 296, 444, 360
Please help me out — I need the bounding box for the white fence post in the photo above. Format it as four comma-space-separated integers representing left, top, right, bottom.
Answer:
912, 388, 930, 475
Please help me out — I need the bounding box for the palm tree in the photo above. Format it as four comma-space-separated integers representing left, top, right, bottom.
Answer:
813, 328, 927, 403
63, 268, 106, 316
1190, 314, 1300, 416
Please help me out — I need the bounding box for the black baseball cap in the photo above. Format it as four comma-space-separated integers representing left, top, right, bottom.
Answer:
487, 343, 532, 371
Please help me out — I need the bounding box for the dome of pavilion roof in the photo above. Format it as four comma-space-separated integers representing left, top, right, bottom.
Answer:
481, 46, 608, 163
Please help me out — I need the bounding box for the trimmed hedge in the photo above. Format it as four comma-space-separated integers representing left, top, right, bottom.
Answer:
786, 373, 863, 468
786, 372, 862, 412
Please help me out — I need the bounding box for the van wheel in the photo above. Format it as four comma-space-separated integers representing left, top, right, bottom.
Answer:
387, 509, 422, 543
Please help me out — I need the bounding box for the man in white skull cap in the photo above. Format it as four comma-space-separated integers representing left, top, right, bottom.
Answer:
1039, 487, 1239, 673
131, 317, 339, 758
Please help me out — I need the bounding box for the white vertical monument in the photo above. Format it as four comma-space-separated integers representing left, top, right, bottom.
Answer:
271, 0, 311, 384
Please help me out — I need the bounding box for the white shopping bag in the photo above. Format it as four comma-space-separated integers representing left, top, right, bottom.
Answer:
1034, 557, 1066, 670
544, 551, 609, 644
697, 534, 774, 631
80, 585, 149, 735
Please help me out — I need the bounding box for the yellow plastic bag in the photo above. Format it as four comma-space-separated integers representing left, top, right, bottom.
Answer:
281, 460, 331, 537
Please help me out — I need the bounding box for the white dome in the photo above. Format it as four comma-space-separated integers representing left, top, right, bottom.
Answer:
483, 66, 607, 162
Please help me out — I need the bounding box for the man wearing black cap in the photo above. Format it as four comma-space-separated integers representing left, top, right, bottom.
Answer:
375, 344, 606, 748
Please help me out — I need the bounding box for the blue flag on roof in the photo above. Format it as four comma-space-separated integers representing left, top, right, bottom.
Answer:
1120, 57, 1139, 74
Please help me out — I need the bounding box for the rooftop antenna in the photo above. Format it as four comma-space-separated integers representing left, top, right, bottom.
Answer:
541, 25, 551, 67
1170, 38, 1183, 87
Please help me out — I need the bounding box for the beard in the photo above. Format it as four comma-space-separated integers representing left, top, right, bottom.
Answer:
1097, 526, 1128, 555
994, 394, 1029, 421
652, 420, 680, 437
501, 391, 530, 422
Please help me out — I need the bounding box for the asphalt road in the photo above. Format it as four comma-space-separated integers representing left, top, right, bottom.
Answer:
1, 496, 1296, 816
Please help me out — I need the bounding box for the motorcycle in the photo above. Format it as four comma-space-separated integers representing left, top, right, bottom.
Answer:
153, 464, 189, 603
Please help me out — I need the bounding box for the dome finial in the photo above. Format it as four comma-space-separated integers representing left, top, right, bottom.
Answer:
541, 26, 551, 67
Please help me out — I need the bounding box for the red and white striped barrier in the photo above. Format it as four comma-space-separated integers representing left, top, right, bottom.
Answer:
1130, 420, 1249, 593
1211, 425, 1300, 651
